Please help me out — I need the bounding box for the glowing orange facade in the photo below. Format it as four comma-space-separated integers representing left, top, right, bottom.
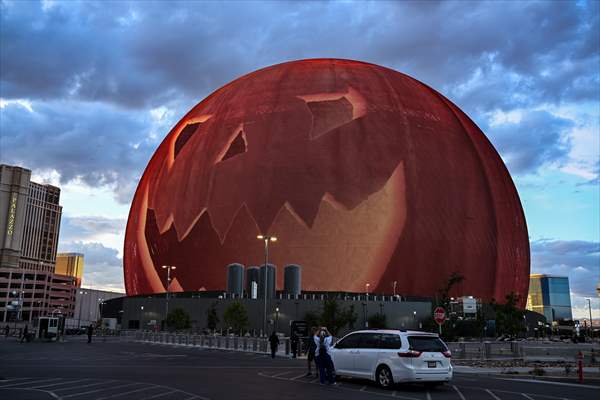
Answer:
124, 59, 529, 306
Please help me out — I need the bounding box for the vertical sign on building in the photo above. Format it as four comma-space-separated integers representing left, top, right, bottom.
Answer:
4, 192, 18, 248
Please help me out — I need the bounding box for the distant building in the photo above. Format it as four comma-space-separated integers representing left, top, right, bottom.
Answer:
527, 274, 573, 322
0, 164, 79, 323
56, 253, 84, 286
66, 287, 124, 329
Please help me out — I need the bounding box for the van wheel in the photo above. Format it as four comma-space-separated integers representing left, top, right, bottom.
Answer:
376, 365, 393, 389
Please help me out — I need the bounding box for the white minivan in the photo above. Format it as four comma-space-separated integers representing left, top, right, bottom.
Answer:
330, 329, 452, 388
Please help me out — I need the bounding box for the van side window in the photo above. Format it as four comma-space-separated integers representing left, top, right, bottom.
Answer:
336, 333, 361, 349
358, 333, 381, 349
379, 334, 402, 349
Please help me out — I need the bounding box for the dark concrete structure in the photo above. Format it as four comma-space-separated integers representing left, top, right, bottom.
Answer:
283, 264, 301, 296
258, 264, 276, 300
226, 263, 244, 295
104, 291, 432, 337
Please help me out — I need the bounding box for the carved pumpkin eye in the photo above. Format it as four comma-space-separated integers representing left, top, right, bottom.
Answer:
218, 129, 247, 162
174, 122, 201, 158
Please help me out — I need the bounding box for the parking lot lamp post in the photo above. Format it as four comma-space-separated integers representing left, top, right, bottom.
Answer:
365, 283, 370, 300
162, 265, 176, 329
77, 290, 88, 329
140, 306, 144, 330
275, 307, 279, 333
392, 281, 397, 297
587, 298, 593, 338
413, 311, 417, 328
257, 235, 277, 336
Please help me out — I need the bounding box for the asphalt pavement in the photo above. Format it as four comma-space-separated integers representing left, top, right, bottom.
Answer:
0, 337, 598, 400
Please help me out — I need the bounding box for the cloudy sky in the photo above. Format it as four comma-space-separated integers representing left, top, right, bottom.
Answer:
0, 0, 598, 319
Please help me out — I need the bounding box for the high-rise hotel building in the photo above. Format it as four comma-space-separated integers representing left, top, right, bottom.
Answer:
0, 164, 80, 323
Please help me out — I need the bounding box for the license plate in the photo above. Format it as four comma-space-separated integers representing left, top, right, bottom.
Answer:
427, 361, 436, 368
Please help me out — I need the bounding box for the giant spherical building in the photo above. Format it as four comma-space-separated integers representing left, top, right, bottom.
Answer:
124, 59, 529, 305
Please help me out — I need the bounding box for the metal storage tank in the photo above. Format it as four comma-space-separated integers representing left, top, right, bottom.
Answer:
258, 263, 276, 299
226, 263, 244, 295
246, 266, 260, 298
284, 264, 301, 295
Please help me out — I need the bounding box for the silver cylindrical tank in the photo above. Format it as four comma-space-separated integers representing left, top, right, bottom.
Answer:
284, 264, 301, 295
226, 263, 244, 295
258, 263, 276, 299
246, 266, 260, 298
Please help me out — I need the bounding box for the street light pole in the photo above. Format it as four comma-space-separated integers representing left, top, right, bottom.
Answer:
162, 265, 176, 329
587, 298, 593, 337
365, 283, 370, 301
257, 235, 277, 336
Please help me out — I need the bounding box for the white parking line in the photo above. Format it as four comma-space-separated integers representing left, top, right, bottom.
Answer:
141, 390, 178, 399
453, 385, 467, 400
0, 378, 35, 384
521, 394, 535, 400
290, 373, 306, 380
61, 382, 141, 398
359, 385, 367, 391
495, 377, 600, 390
272, 371, 294, 378
426, 391, 432, 400
54, 380, 117, 392
31, 379, 90, 389
95, 386, 155, 399
0, 378, 61, 388
486, 389, 502, 400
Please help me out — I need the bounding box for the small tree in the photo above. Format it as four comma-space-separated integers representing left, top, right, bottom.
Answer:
493, 292, 526, 338
319, 299, 358, 336
368, 313, 387, 329
206, 302, 219, 332
166, 308, 191, 331
223, 301, 249, 334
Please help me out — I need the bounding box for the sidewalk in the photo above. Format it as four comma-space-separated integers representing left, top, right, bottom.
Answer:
454, 365, 600, 378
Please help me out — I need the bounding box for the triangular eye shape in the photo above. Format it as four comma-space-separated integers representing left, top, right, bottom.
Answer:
174, 122, 201, 158
220, 130, 247, 162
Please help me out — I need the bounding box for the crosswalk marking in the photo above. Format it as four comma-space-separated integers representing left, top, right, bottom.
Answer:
61, 382, 141, 398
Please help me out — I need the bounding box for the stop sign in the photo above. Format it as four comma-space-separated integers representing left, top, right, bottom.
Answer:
434, 307, 446, 325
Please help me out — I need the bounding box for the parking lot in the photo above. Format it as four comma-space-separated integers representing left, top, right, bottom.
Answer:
0, 339, 597, 400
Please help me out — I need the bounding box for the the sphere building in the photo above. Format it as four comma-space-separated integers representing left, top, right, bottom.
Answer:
123, 58, 530, 306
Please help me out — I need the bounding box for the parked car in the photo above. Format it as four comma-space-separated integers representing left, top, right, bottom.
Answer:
331, 329, 452, 388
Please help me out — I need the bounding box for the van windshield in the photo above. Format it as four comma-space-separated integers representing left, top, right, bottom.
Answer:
407, 336, 447, 352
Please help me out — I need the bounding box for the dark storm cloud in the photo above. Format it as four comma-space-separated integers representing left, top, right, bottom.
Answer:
531, 239, 600, 298
0, 99, 162, 203
486, 110, 573, 174
58, 241, 124, 290
1, 0, 597, 110
0, 0, 598, 198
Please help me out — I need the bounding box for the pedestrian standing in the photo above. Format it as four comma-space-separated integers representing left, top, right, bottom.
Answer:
290, 333, 298, 358
305, 326, 319, 377
87, 324, 94, 344
315, 327, 335, 385
268, 331, 279, 358
20, 324, 28, 343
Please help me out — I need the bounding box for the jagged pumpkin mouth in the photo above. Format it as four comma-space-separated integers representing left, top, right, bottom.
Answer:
137, 160, 406, 293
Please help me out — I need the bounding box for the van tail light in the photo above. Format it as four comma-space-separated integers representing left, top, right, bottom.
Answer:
397, 350, 422, 358
442, 350, 452, 358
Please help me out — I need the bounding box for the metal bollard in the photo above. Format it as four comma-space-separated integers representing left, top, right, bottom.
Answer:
577, 351, 584, 383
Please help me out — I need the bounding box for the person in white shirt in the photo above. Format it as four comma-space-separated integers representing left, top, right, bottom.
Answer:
314, 327, 335, 384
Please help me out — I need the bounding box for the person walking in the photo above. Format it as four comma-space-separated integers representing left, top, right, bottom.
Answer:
268, 331, 279, 358
20, 324, 28, 343
305, 326, 319, 377
87, 324, 94, 344
315, 327, 335, 385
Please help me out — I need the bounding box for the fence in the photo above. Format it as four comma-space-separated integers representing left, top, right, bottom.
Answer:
128, 331, 292, 356
447, 341, 599, 363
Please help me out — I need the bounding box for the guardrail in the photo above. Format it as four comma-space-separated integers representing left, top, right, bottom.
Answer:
129, 331, 293, 356
446, 341, 600, 363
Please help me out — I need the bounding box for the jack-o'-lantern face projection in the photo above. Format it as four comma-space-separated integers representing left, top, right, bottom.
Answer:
124, 59, 529, 306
